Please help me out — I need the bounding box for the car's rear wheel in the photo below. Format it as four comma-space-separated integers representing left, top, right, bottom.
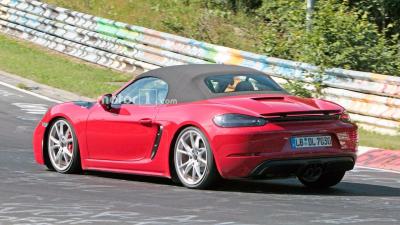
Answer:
298, 169, 346, 189
47, 118, 81, 173
174, 127, 219, 189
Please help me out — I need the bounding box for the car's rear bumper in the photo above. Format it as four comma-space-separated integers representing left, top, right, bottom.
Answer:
209, 120, 357, 179
249, 156, 355, 179
215, 152, 356, 179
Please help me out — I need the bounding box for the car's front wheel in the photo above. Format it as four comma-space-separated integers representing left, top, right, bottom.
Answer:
47, 118, 81, 173
173, 127, 219, 189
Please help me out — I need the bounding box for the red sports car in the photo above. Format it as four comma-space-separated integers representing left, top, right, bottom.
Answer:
33, 64, 357, 189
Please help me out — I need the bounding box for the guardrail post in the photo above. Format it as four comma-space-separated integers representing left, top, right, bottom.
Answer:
306, 0, 315, 32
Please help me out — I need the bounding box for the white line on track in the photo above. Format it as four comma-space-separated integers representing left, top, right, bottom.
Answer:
12, 103, 49, 115
355, 166, 400, 174
0, 80, 62, 103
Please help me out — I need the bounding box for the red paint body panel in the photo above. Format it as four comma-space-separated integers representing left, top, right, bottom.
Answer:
86, 104, 158, 161
33, 94, 357, 179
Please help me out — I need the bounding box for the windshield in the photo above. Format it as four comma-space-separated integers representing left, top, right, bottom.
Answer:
204, 74, 284, 93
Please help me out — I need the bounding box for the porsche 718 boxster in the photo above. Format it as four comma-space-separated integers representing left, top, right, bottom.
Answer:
33, 64, 357, 189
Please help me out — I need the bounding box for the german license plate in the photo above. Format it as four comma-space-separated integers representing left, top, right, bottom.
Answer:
291, 136, 332, 149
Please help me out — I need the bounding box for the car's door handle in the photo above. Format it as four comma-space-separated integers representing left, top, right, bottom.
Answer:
139, 118, 153, 126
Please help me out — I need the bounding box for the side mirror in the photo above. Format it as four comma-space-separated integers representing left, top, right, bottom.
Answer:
98, 94, 112, 110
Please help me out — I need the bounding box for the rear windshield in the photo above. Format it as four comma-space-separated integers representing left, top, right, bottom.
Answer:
204, 74, 283, 93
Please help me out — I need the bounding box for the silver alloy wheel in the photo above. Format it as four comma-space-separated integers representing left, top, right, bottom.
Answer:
175, 130, 208, 185
48, 120, 74, 171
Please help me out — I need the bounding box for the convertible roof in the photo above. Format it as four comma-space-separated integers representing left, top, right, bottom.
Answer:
135, 64, 285, 103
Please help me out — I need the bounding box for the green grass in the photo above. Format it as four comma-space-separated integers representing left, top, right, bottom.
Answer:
16, 83, 30, 90
0, 34, 131, 98
358, 128, 400, 150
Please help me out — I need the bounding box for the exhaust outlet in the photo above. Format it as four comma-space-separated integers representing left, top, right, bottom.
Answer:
300, 164, 323, 182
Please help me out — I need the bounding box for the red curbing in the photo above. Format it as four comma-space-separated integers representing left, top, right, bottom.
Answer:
356, 149, 400, 172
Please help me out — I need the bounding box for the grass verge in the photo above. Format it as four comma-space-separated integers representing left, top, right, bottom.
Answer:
0, 33, 398, 150
0, 34, 131, 98
358, 128, 400, 150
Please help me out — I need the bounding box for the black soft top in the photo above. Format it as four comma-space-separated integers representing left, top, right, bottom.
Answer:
135, 64, 286, 103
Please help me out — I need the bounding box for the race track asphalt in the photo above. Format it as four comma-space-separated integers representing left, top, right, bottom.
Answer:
0, 83, 399, 225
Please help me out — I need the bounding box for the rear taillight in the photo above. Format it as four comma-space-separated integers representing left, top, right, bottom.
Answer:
349, 129, 358, 143
340, 111, 351, 123
337, 130, 358, 150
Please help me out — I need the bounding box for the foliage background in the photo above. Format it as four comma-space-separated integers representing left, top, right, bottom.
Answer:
45, 0, 400, 77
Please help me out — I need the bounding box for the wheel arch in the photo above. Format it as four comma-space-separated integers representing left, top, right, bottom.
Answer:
42, 116, 64, 169
168, 124, 193, 182
168, 123, 221, 182
42, 116, 81, 170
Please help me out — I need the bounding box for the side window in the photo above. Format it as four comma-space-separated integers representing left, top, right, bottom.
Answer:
204, 74, 283, 93
114, 77, 168, 105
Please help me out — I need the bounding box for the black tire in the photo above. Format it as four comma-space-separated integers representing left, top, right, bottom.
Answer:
47, 118, 81, 174
173, 127, 220, 189
298, 170, 346, 189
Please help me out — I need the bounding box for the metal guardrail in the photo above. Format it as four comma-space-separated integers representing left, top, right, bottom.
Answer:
0, 0, 399, 135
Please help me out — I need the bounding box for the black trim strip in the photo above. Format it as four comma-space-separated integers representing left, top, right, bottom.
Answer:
150, 125, 163, 159
267, 114, 340, 122
249, 156, 355, 178
262, 110, 340, 117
